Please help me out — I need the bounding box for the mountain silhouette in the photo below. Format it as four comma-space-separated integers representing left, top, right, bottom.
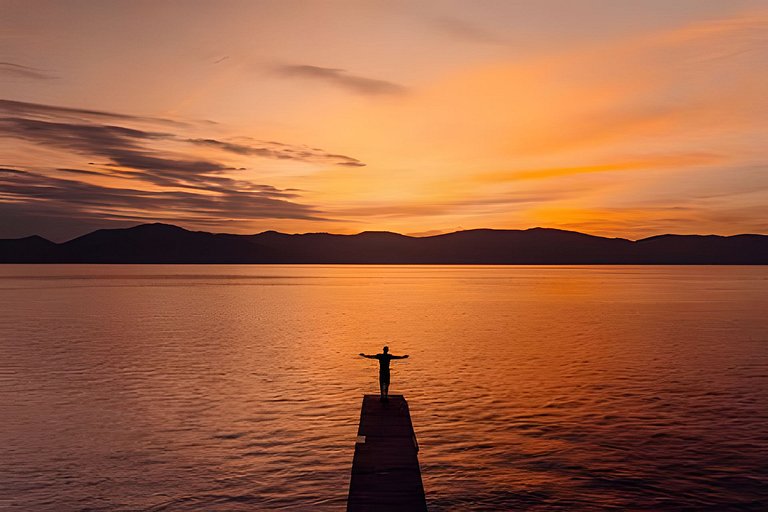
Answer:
0, 235, 59, 263
1, 223, 766, 264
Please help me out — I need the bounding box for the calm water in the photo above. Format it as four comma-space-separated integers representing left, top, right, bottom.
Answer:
1, 265, 767, 511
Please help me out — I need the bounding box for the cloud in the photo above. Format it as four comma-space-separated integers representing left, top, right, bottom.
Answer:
0, 62, 57, 80
332, 191, 563, 219
0, 167, 326, 241
0, 167, 316, 216
275, 64, 406, 96
475, 153, 723, 182
188, 138, 365, 167
291, 8, 767, 238
431, 17, 504, 45
0, 101, 366, 192
0, 99, 371, 239
0, 99, 365, 169
0, 116, 229, 190
0, 98, 184, 126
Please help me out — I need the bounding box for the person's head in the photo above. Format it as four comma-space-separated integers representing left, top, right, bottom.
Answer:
383, 345, 389, 353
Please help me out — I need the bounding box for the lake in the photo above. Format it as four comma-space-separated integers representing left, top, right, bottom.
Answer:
1, 265, 767, 511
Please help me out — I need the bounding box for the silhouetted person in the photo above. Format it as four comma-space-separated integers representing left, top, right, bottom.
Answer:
359, 346, 409, 400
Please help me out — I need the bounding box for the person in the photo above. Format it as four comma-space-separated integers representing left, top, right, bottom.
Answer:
359, 346, 409, 400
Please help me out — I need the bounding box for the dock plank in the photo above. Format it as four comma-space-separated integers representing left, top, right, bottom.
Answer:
347, 394, 427, 511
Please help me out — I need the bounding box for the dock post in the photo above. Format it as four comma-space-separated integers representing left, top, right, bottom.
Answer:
346, 394, 427, 511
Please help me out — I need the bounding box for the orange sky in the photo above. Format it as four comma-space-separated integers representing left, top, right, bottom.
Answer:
1, 0, 766, 241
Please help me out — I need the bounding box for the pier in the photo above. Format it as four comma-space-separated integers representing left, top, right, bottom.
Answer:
346, 394, 427, 511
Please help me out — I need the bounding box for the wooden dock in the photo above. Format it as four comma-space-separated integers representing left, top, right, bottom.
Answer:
346, 394, 427, 511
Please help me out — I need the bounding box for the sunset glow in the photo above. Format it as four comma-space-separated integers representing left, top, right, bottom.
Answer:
1, 1, 766, 241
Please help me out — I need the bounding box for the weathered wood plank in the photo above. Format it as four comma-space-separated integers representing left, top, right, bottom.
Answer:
347, 394, 427, 511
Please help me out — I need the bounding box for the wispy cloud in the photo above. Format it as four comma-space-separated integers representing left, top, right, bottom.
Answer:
0, 117, 228, 189
0, 98, 185, 126
475, 153, 723, 182
0, 62, 57, 80
0, 167, 326, 241
431, 17, 504, 45
188, 138, 365, 167
0, 99, 369, 239
275, 65, 406, 96
331, 191, 565, 219
0, 167, 318, 217
0, 99, 367, 184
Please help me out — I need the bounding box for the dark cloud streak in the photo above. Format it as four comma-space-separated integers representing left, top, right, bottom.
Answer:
431, 17, 504, 45
188, 138, 365, 166
0, 62, 58, 80
0, 115, 365, 192
0, 99, 366, 169
0, 167, 327, 236
0, 98, 186, 126
0, 99, 368, 239
275, 65, 406, 96
0, 116, 230, 191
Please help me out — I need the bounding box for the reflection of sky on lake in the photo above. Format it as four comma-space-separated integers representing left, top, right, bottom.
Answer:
1, 265, 767, 510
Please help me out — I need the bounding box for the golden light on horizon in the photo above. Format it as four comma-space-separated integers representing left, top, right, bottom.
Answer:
1, 1, 766, 241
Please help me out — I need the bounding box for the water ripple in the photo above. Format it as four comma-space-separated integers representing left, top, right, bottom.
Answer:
1, 265, 767, 510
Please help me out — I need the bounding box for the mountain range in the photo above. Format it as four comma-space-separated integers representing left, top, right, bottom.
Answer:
1, 223, 766, 264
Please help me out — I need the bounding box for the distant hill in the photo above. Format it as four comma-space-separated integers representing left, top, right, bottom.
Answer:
1, 223, 767, 264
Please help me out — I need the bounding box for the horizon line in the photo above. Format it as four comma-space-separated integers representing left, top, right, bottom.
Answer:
8, 221, 768, 245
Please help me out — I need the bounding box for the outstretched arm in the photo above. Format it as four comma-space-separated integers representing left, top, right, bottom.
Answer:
359, 353, 377, 359
392, 354, 409, 359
